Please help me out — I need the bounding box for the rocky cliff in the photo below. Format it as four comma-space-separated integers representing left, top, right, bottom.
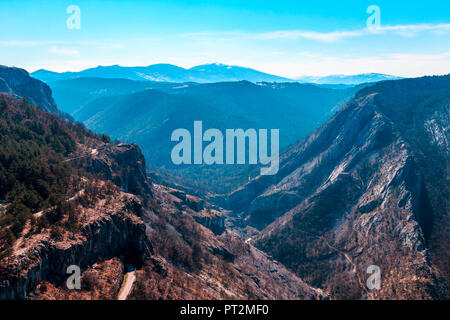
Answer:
70, 143, 152, 197
224, 75, 450, 299
0, 194, 150, 299
0, 65, 60, 114
0, 95, 152, 299
163, 186, 225, 235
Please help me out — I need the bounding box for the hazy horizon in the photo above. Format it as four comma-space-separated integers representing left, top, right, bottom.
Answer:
25, 62, 411, 79
1, 0, 449, 78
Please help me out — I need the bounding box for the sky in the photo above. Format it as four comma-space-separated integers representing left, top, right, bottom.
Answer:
0, 0, 449, 78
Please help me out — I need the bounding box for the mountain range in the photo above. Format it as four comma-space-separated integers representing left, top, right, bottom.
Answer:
31, 63, 402, 85
296, 73, 404, 85
31, 63, 292, 84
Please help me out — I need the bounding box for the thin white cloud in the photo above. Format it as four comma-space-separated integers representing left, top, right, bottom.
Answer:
177, 23, 450, 43
0, 39, 126, 50
249, 23, 450, 42
380, 23, 450, 32
50, 46, 80, 56
386, 52, 450, 60
253, 29, 364, 42
0, 40, 64, 47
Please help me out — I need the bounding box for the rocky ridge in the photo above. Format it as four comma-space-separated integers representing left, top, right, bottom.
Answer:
223, 76, 450, 299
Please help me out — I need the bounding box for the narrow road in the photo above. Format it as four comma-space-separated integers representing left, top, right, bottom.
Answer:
63, 145, 109, 163
117, 269, 136, 300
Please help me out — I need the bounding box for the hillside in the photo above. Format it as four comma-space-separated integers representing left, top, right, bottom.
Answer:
0, 93, 324, 300
48, 78, 160, 114
223, 75, 450, 299
2, 63, 448, 300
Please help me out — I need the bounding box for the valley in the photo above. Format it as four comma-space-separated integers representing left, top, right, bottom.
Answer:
0, 65, 448, 300
42, 76, 364, 194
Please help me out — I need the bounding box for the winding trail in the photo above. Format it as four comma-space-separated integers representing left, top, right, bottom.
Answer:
117, 269, 136, 300
63, 145, 109, 163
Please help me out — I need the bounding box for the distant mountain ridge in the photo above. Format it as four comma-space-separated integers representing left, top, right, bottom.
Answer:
31, 63, 292, 84
297, 73, 404, 85
31, 64, 401, 85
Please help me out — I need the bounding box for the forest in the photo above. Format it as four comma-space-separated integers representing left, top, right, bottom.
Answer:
0, 95, 109, 258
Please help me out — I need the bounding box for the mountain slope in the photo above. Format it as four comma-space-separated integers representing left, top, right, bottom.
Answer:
48, 78, 159, 114
0, 94, 323, 300
47, 77, 198, 115
224, 75, 450, 299
71, 81, 361, 193
186, 63, 291, 83
31, 63, 292, 84
0, 65, 60, 114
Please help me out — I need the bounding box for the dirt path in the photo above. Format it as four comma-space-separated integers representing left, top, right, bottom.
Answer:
63, 145, 108, 163
117, 270, 136, 300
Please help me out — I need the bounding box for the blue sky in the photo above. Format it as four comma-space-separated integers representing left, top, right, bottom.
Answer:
1, 0, 449, 77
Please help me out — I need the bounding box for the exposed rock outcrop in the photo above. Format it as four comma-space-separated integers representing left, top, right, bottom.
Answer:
163, 186, 225, 235
70, 143, 152, 197
192, 213, 225, 236
0, 194, 150, 300
0, 65, 60, 114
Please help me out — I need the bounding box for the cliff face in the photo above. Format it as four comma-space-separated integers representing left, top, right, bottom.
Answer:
0, 66, 60, 114
0, 139, 153, 299
0, 193, 150, 300
225, 76, 450, 299
0, 95, 152, 299
164, 187, 225, 235
70, 143, 152, 197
